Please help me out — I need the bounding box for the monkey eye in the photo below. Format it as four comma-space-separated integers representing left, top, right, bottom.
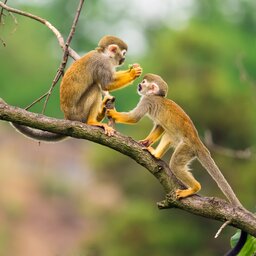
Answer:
121, 50, 127, 56
142, 80, 146, 84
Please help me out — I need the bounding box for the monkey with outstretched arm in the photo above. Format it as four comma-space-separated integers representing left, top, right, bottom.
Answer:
106, 73, 248, 255
12, 35, 142, 140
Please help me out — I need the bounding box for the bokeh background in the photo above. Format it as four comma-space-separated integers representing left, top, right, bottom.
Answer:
0, 0, 256, 255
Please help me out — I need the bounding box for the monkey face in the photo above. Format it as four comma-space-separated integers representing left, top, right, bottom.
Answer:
106, 44, 127, 67
137, 79, 159, 96
139, 74, 168, 97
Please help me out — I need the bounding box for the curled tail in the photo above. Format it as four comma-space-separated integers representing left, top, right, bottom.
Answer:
196, 142, 242, 207
12, 123, 67, 142
225, 230, 248, 256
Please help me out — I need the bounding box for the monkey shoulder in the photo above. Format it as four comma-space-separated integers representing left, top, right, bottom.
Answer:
89, 51, 114, 85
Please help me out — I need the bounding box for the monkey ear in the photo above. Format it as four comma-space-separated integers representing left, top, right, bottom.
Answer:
108, 44, 118, 53
147, 83, 159, 95
151, 83, 160, 94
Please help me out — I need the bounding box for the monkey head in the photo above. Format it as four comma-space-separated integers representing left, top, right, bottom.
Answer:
97, 35, 128, 66
138, 73, 168, 97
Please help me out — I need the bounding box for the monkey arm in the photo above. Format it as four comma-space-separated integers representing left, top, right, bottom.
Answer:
106, 98, 149, 124
139, 124, 165, 147
106, 109, 141, 124
103, 65, 142, 91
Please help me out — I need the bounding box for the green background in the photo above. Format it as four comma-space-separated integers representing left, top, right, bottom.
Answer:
0, 0, 255, 255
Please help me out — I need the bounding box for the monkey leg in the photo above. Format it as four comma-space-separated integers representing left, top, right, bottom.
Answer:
139, 125, 165, 147
147, 133, 171, 159
87, 102, 115, 136
170, 143, 201, 199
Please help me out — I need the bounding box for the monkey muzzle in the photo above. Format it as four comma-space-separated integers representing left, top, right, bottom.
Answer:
119, 58, 125, 65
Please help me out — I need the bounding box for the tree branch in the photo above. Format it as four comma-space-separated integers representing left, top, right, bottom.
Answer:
42, 0, 84, 114
0, 99, 255, 237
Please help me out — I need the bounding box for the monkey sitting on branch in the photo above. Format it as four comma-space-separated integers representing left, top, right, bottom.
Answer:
12, 35, 142, 140
106, 73, 248, 256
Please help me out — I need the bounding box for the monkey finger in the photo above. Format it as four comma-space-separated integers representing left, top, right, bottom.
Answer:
102, 95, 115, 104
132, 63, 140, 68
106, 109, 114, 117
104, 125, 115, 136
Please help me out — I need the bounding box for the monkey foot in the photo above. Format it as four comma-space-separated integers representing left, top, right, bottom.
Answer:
139, 139, 151, 147
176, 189, 195, 199
102, 123, 115, 136
88, 122, 115, 136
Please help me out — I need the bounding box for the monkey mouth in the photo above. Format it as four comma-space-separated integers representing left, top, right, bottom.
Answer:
119, 58, 125, 65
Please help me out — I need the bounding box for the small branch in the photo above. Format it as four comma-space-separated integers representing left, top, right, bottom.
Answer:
215, 220, 231, 238
204, 130, 254, 160
42, 0, 84, 114
0, 100, 255, 237
0, 0, 7, 24
0, 1, 80, 60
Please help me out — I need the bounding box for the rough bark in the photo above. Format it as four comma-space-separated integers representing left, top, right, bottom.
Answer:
0, 100, 255, 237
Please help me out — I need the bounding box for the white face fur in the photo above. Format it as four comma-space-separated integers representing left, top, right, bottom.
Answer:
137, 79, 160, 96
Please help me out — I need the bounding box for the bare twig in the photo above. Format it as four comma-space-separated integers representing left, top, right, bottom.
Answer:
9, 11, 18, 34
0, 0, 7, 24
0, 1, 80, 60
204, 130, 254, 160
215, 220, 231, 238
42, 0, 84, 114
0, 0, 8, 47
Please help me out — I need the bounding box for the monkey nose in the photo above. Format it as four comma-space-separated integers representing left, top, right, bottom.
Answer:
138, 84, 142, 91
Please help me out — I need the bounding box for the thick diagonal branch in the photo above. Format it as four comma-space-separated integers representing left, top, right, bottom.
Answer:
0, 100, 255, 237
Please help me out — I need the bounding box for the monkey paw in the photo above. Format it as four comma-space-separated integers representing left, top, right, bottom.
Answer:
106, 109, 116, 118
175, 189, 194, 199
102, 95, 115, 105
130, 64, 143, 78
102, 124, 115, 136
139, 139, 151, 147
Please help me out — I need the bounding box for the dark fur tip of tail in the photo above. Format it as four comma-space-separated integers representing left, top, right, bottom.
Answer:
225, 231, 248, 256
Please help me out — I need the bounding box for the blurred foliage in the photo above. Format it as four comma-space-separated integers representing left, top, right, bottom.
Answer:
0, 0, 256, 256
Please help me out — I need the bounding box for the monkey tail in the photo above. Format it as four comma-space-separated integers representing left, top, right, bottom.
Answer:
196, 142, 242, 207
11, 123, 67, 142
225, 230, 248, 256
196, 142, 248, 256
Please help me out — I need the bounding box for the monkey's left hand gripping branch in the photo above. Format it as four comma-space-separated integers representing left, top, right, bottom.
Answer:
0, 99, 256, 237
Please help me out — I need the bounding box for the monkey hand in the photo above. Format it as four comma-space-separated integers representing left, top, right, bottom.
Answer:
106, 108, 118, 119
102, 95, 115, 109
129, 63, 143, 79
139, 139, 152, 147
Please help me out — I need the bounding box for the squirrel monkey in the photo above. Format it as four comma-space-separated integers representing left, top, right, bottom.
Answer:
106, 73, 247, 255
12, 35, 142, 140
106, 73, 243, 205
